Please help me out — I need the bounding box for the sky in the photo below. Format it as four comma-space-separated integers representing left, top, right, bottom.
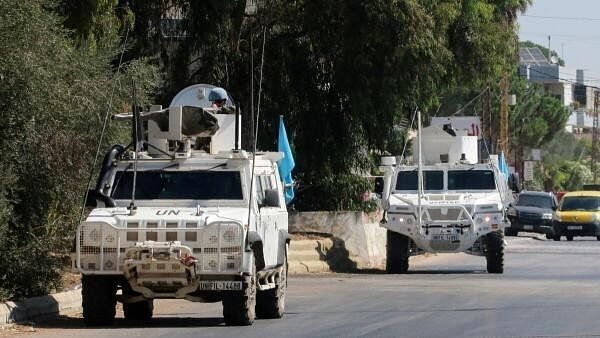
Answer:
518, 0, 600, 83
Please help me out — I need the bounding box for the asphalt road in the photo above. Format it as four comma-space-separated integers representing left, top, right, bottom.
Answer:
18, 235, 600, 338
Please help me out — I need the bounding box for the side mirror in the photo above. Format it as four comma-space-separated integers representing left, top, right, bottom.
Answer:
374, 177, 384, 195
85, 189, 98, 207
263, 189, 280, 208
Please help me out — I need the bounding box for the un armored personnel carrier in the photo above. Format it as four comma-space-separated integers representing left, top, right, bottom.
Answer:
72, 84, 289, 326
380, 118, 512, 274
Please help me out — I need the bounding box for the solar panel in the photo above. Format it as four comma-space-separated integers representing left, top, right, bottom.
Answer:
519, 47, 550, 65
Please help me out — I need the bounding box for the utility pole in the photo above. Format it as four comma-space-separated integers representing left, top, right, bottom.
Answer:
547, 35, 551, 62
482, 87, 492, 156
593, 91, 599, 183
499, 77, 509, 157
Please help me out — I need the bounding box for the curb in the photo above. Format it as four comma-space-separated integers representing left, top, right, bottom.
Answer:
289, 260, 331, 274
288, 238, 437, 274
0, 290, 81, 326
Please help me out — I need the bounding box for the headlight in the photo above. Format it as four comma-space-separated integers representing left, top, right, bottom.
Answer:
394, 215, 414, 225
541, 213, 553, 220
593, 214, 600, 222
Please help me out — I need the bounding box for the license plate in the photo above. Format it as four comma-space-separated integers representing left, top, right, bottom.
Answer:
567, 226, 583, 230
432, 234, 459, 242
524, 225, 534, 230
199, 281, 242, 291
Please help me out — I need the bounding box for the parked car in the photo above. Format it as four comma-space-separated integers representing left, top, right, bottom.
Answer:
506, 191, 557, 237
552, 191, 600, 241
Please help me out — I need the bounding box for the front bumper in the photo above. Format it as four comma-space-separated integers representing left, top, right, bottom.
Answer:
122, 241, 251, 299
508, 216, 554, 234
385, 205, 505, 253
553, 221, 600, 237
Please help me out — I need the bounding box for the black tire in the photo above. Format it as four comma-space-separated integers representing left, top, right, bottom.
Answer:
222, 264, 257, 326
386, 230, 410, 274
82, 275, 117, 326
484, 231, 504, 274
123, 300, 154, 321
566, 235, 574, 241
545, 233, 553, 240
596, 236, 600, 241
505, 228, 518, 236
553, 235, 561, 241
256, 258, 287, 319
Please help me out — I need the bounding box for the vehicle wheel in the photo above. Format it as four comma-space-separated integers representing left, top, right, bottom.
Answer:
596, 236, 600, 241
222, 263, 257, 326
123, 299, 154, 321
484, 231, 504, 274
505, 228, 517, 236
566, 235, 574, 241
386, 230, 410, 274
82, 275, 117, 326
553, 235, 561, 241
545, 233, 553, 240
256, 257, 287, 319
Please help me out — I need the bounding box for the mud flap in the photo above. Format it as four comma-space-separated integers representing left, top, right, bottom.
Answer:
247, 231, 265, 271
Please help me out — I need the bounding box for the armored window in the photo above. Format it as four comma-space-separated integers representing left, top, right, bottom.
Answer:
254, 176, 265, 204
395, 170, 443, 191
447, 170, 496, 190
111, 170, 243, 200
254, 174, 275, 205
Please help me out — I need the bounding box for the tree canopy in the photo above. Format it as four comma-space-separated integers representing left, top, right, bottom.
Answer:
69, 0, 530, 210
0, 0, 159, 300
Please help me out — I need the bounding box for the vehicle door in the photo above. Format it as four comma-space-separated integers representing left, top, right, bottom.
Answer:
254, 167, 284, 268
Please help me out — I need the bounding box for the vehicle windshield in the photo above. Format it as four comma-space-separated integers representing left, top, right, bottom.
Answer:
111, 170, 243, 200
447, 170, 496, 190
517, 194, 553, 209
559, 196, 600, 211
395, 170, 443, 191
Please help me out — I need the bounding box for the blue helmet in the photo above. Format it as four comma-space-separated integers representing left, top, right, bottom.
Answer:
208, 87, 228, 102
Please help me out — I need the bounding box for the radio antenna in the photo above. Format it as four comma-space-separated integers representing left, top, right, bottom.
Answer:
246, 26, 267, 248
129, 79, 141, 215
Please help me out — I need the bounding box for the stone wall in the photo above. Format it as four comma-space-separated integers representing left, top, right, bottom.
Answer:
289, 211, 387, 269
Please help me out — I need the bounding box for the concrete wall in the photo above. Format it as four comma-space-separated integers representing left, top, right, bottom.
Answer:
289, 211, 387, 269
1, 290, 81, 326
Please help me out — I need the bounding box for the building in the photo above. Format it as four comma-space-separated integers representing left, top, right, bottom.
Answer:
519, 47, 599, 138
519, 47, 573, 106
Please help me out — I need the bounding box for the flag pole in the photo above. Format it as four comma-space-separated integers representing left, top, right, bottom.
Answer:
417, 110, 423, 228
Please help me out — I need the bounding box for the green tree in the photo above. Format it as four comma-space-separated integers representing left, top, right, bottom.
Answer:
0, 0, 159, 300
508, 75, 571, 179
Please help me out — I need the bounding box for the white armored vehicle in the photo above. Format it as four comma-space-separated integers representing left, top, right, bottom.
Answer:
72, 84, 289, 326
380, 118, 512, 274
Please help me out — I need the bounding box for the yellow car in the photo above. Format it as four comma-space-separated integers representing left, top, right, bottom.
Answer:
552, 191, 600, 241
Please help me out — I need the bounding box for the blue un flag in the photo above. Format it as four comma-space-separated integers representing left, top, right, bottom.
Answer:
278, 116, 295, 204
498, 151, 510, 182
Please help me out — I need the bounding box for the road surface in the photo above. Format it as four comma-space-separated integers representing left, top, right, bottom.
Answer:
13, 235, 600, 338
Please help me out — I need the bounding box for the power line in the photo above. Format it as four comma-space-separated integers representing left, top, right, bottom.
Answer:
521, 32, 600, 41
521, 14, 600, 22
527, 67, 600, 89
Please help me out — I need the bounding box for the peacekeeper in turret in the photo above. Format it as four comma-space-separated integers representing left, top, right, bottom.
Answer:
208, 87, 235, 113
